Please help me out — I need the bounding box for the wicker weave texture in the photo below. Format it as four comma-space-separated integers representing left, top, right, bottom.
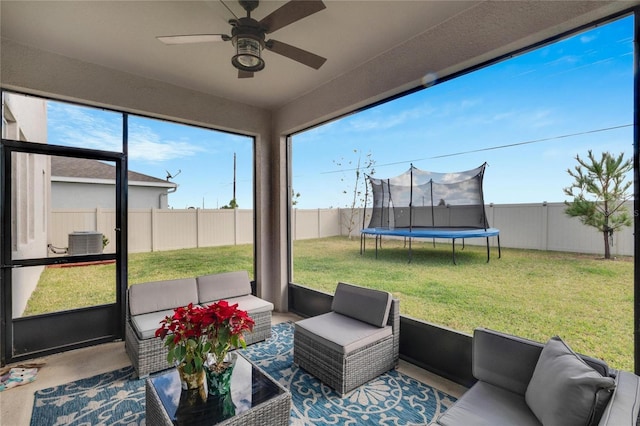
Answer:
294, 299, 400, 395
127, 309, 272, 378
243, 310, 272, 345
145, 380, 174, 425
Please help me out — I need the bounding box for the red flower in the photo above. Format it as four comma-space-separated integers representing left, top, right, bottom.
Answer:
155, 299, 255, 374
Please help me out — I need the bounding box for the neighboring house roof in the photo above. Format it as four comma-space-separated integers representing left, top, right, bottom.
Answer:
51, 156, 177, 188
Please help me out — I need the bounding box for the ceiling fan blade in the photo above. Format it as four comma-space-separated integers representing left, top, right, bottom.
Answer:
266, 39, 326, 70
238, 70, 254, 78
156, 34, 229, 45
259, 0, 325, 34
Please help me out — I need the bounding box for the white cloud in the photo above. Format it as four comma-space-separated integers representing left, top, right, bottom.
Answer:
522, 109, 555, 129
349, 106, 430, 131
580, 34, 597, 44
47, 102, 205, 162
48, 103, 122, 151
128, 124, 206, 162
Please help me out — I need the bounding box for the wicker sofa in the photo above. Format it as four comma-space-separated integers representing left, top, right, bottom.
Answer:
293, 282, 399, 395
125, 270, 273, 378
434, 328, 640, 426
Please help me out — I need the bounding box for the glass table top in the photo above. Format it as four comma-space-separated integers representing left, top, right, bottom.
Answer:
149, 353, 285, 425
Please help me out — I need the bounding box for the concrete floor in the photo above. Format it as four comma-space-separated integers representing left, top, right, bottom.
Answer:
0, 312, 466, 425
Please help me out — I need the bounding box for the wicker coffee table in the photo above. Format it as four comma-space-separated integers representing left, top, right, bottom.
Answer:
146, 353, 291, 425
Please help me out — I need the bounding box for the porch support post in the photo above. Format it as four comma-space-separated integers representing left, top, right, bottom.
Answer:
633, 7, 639, 375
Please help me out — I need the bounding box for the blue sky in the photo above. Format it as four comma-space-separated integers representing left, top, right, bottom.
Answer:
48, 103, 253, 209
47, 14, 633, 210
293, 14, 634, 208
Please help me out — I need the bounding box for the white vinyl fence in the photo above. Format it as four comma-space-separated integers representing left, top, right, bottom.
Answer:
50, 202, 635, 256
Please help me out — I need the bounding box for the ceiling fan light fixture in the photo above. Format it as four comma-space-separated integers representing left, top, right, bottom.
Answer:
232, 35, 265, 72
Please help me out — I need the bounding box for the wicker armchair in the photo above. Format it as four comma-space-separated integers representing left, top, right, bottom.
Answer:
293, 282, 399, 396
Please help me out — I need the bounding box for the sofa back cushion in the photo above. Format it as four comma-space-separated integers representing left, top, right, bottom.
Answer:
473, 328, 609, 396
331, 282, 392, 328
197, 270, 251, 304
128, 277, 198, 316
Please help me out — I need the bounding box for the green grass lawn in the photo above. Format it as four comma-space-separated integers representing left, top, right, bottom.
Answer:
24, 236, 634, 370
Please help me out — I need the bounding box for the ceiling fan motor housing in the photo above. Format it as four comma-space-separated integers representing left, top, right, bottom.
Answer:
239, 0, 259, 15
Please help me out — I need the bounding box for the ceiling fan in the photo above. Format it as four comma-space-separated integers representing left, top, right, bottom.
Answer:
157, 0, 327, 78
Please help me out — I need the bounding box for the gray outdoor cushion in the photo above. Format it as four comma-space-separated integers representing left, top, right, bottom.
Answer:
203, 294, 273, 314
525, 336, 616, 426
331, 282, 392, 328
295, 311, 392, 355
128, 277, 198, 316
599, 371, 640, 426
130, 309, 175, 340
196, 270, 252, 304
436, 381, 541, 426
473, 328, 545, 396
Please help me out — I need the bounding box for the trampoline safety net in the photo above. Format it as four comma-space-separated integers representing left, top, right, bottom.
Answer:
365, 163, 490, 230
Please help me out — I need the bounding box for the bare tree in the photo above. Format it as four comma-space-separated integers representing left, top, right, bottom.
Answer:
334, 150, 376, 239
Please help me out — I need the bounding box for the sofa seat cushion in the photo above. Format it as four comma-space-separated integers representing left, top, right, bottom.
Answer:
214, 294, 273, 314
197, 271, 252, 304
436, 381, 541, 426
295, 312, 392, 355
128, 278, 198, 316
130, 309, 176, 340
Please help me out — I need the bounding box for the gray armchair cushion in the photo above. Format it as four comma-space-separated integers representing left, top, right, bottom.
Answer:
128, 277, 198, 316
331, 282, 392, 327
295, 311, 392, 355
525, 336, 616, 426
196, 270, 251, 304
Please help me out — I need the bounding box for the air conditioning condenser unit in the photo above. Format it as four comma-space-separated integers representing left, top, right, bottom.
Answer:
68, 231, 103, 255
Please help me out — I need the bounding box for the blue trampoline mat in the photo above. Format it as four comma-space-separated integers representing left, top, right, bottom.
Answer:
361, 227, 500, 239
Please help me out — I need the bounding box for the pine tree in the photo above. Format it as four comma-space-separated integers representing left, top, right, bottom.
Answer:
563, 150, 632, 259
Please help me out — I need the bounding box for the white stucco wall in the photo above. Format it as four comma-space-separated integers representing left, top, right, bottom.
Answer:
3, 93, 50, 317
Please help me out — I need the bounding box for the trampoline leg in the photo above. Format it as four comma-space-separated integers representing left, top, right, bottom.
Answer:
498, 235, 502, 259
408, 238, 412, 263
462, 239, 466, 251
452, 238, 457, 265
360, 233, 364, 255
486, 237, 490, 263
375, 235, 379, 258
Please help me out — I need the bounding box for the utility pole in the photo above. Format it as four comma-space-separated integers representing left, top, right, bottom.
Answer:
233, 152, 237, 205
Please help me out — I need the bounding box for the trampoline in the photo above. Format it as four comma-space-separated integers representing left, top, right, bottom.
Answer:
361, 227, 501, 264
360, 164, 501, 264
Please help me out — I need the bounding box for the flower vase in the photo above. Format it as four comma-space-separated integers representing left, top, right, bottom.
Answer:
177, 364, 208, 403
206, 352, 237, 396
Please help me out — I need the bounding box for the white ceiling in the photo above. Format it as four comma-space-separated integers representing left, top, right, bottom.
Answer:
1, 1, 638, 110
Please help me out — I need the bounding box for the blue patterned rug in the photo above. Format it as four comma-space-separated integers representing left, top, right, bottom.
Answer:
31, 322, 455, 425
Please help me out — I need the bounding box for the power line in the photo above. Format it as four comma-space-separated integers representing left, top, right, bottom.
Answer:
428, 124, 633, 160
319, 123, 633, 174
